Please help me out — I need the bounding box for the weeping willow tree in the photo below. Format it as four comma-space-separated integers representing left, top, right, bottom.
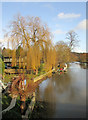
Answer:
12, 50, 16, 67
45, 45, 51, 71
27, 47, 31, 70
30, 47, 36, 70
44, 42, 56, 72
5, 14, 56, 74
34, 45, 41, 74
52, 47, 56, 67
10, 38, 17, 67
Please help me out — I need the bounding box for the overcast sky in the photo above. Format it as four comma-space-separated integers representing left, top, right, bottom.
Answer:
0, 1, 87, 53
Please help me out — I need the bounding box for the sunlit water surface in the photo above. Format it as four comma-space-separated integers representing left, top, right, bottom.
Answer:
36, 63, 87, 118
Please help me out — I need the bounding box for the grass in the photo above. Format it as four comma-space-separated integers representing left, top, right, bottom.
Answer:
3, 63, 47, 83
3, 70, 46, 84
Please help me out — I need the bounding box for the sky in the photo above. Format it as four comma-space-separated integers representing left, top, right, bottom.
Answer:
0, 2, 87, 53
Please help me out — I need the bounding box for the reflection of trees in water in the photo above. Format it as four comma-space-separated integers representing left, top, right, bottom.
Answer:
41, 79, 56, 118
53, 73, 82, 102
36, 73, 71, 101
52, 73, 71, 93
80, 63, 88, 69
37, 73, 71, 103
34, 64, 86, 118
35, 84, 56, 118
68, 87, 76, 101
42, 79, 56, 103
42, 73, 79, 104
35, 86, 40, 101
37, 73, 71, 117
30, 101, 56, 119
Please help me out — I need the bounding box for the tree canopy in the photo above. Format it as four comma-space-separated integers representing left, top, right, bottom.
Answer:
5, 14, 56, 73
55, 41, 71, 64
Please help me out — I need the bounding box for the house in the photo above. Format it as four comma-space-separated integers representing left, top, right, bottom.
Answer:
4, 57, 12, 68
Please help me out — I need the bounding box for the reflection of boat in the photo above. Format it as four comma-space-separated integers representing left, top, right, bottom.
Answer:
57, 63, 67, 73
60, 68, 63, 72
64, 69, 67, 72
80, 62, 88, 69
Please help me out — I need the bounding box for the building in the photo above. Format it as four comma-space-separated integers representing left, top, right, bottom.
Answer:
4, 57, 12, 68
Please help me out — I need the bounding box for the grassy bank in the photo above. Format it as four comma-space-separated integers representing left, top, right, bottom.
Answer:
3, 68, 46, 83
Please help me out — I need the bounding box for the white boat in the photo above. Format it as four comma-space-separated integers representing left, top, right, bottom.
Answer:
63, 63, 67, 72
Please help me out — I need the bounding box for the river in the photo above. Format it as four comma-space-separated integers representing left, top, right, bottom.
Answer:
32, 63, 87, 118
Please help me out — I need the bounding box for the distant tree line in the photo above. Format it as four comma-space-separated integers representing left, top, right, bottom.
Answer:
71, 52, 88, 63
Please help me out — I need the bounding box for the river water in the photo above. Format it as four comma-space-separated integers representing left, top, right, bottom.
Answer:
35, 63, 87, 118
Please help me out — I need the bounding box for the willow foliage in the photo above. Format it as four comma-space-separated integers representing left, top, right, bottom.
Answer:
5, 14, 56, 73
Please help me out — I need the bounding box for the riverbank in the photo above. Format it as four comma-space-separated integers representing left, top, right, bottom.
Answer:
21, 68, 55, 119
33, 68, 55, 82
1, 68, 56, 119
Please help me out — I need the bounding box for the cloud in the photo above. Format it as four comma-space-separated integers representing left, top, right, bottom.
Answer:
53, 29, 66, 35
75, 19, 88, 30
58, 12, 81, 19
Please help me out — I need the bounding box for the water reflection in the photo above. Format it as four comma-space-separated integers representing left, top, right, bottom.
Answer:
80, 62, 88, 69
52, 73, 71, 93
35, 63, 86, 118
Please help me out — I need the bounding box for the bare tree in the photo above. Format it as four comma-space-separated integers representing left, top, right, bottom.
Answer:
66, 30, 79, 50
